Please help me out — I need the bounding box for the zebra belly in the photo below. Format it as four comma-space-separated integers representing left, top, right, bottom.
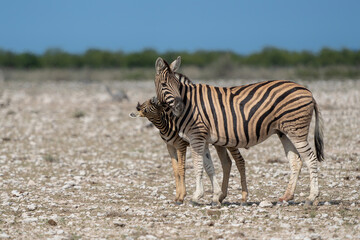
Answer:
208, 130, 248, 148
208, 127, 276, 149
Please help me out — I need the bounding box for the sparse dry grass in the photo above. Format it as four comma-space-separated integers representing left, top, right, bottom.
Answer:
0, 78, 359, 239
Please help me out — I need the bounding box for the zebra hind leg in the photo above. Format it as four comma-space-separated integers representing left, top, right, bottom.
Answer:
228, 147, 248, 203
290, 137, 320, 204
214, 146, 232, 203
190, 140, 205, 204
203, 146, 222, 206
278, 133, 302, 202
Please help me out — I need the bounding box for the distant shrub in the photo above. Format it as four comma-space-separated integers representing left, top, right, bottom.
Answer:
295, 68, 321, 80
43, 154, 58, 163
1, 47, 360, 69
73, 110, 85, 118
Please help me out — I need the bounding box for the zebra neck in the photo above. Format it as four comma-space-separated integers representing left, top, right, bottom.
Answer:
151, 112, 173, 137
175, 72, 193, 85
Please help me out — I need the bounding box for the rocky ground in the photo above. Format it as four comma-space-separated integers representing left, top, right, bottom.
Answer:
0, 78, 359, 239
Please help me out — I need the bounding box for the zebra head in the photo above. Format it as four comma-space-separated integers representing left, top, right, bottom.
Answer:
129, 97, 163, 119
154, 56, 184, 117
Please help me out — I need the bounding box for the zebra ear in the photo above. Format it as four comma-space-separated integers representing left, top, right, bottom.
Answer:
155, 57, 166, 74
136, 102, 141, 111
150, 97, 158, 104
170, 56, 181, 72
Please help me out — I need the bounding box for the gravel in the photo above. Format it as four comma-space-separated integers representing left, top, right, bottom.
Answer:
0, 79, 359, 239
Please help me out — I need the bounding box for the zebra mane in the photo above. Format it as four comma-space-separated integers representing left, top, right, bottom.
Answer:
174, 72, 193, 85
159, 57, 192, 85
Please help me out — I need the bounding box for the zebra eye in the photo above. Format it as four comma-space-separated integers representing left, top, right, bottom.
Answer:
161, 83, 167, 87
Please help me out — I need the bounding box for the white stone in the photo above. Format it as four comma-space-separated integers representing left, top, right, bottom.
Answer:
62, 181, 76, 189
0, 233, 10, 239
11, 190, 21, 197
113, 220, 125, 227
280, 223, 291, 228
73, 176, 82, 181
22, 217, 38, 223
27, 204, 37, 211
333, 217, 344, 225
139, 235, 158, 240
259, 200, 273, 208
27, 180, 36, 186
237, 216, 245, 223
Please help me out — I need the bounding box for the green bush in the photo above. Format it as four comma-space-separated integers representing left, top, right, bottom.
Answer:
0, 47, 359, 69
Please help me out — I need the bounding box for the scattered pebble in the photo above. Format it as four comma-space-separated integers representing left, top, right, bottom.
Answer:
113, 220, 126, 227
22, 217, 38, 223
0, 233, 10, 239
47, 219, 57, 226
259, 200, 273, 208
27, 180, 36, 186
26, 204, 37, 211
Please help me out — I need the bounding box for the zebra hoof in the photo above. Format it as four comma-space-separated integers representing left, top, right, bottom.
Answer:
277, 201, 289, 207
190, 200, 201, 206
210, 201, 221, 207
175, 201, 183, 205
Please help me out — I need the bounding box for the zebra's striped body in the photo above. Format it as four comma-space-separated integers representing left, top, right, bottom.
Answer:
154, 56, 324, 204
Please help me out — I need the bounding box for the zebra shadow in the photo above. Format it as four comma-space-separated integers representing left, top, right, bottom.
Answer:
186, 200, 342, 207
222, 200, 342, 207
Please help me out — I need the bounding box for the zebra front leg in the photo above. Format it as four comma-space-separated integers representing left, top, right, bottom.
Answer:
176, 146, 187, 204
228, 147, 248, 203
190, 139, 206, 204
167, 145, 181, 202
278, 134, 303, 202
214, 146, 232, 203
203, 146, 222, 205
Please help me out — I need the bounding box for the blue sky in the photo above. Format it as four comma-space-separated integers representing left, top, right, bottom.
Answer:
0, 0, 359, 54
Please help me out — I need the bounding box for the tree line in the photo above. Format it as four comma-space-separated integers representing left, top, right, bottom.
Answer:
0, 47, 359, 69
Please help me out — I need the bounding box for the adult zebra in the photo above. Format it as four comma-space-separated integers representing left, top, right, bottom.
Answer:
154, 56, 324, 205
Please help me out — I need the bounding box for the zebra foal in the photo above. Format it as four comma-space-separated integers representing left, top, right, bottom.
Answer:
130, 96, 248, 204
154, 56, 324, 205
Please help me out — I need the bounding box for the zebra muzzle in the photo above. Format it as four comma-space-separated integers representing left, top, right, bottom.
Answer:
173, 97, 184, 117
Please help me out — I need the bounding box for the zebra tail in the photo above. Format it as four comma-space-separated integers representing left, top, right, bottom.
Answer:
313, 98, 324, 162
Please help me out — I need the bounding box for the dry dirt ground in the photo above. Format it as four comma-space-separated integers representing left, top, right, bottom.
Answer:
0, 78, 359, 240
